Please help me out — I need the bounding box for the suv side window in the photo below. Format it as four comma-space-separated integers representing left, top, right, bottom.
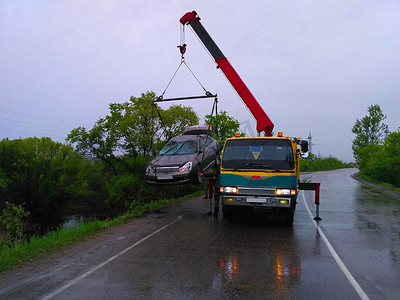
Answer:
199, 137, 206, 150
205, 136, 213, 147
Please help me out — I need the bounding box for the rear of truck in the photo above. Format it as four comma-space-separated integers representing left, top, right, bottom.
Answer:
219, 135, 301, 225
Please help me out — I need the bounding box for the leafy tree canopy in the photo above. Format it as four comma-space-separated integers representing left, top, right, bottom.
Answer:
160, 104, 199, 142
357, 128, 400, 186
352, 104, 388, 161
205, 110, 241, 144
67, 91, 199, 173
0, 137, 90, 231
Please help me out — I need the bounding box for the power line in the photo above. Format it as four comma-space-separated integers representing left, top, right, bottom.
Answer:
0, 108, 78, 125
0, 127, 67, 141
1, 116, 72, 132
0, 106, 95, 142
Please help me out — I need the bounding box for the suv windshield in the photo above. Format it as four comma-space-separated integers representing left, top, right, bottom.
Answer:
222, 139, 294, 170
159, 140, 197, 156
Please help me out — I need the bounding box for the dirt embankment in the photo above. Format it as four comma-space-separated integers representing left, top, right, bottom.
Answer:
351, 172, 400, 200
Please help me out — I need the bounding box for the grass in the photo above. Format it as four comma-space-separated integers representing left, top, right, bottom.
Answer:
0, 191, 202, 272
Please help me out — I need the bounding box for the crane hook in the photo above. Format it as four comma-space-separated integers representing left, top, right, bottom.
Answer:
177, 43, 187, 61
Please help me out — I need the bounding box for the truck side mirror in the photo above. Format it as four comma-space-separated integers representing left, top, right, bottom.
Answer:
301, 140, 308, 153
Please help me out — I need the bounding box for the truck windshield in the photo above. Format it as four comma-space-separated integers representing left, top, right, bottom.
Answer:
222, 139, 294, 170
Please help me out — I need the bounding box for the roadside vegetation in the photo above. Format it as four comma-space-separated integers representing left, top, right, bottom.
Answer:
357, 173, 400, 193
351, 104, 400, 188
0, 92, 200, 234
0, 191, 201, 271
300, 153, 354, 172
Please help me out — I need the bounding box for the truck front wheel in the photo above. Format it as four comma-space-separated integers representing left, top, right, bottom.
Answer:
223, 206, 235, 222
284, 209, 294, 226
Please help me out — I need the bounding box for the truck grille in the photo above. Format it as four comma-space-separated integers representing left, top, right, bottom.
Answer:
237, 186, 276, 196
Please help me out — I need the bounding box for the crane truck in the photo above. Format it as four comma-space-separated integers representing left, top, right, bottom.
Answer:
180, 11, 311, 225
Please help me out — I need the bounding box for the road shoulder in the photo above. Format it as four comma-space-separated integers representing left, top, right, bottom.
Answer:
351, 172, 400, 200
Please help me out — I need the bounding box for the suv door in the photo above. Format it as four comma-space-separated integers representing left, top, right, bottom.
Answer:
199, 135, 215, 170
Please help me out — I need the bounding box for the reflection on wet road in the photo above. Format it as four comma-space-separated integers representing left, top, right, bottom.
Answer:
0, 169, 399, 299
210, 223, 303, 299
302, 168, 400, 299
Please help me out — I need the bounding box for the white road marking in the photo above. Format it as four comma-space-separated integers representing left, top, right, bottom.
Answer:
40, 216, 182, 300
302, 192, 370, 300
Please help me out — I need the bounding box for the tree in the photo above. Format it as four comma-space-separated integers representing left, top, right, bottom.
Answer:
351, 104, 388, 161
67, 123, 120, 174
160, 104, 199, 144
67, 92, 199, 171
204, 110, 241, 144
379, 129, 400, 186
362, 128, 400, 186
354, 143, 380, 174
67, 92, 158, 174
0, 137, 94, 232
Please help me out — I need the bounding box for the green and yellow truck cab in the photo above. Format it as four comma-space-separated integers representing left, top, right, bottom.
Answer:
219, 132, 308, 225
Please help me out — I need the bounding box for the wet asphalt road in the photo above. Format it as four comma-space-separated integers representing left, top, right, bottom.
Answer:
0, 168, 399, 299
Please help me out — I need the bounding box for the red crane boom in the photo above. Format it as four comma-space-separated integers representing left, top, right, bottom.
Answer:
180, 11, 274, 136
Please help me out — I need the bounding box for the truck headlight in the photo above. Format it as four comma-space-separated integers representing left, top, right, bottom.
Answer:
219, 186, 238, 194
179, 161, 192, 173
275, 188, 297, 196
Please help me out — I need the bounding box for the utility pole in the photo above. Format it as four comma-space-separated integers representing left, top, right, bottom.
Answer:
307, 132, 312, 154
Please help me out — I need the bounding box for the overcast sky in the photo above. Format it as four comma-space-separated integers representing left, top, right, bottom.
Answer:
1, 1, 399, 162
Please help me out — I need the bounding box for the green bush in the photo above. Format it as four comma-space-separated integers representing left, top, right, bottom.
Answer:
300, 154, 352, 172
358, 129, 400, 187
0, 202, 30, 243
106, 173, 142, 213
0, 137, 109, 232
